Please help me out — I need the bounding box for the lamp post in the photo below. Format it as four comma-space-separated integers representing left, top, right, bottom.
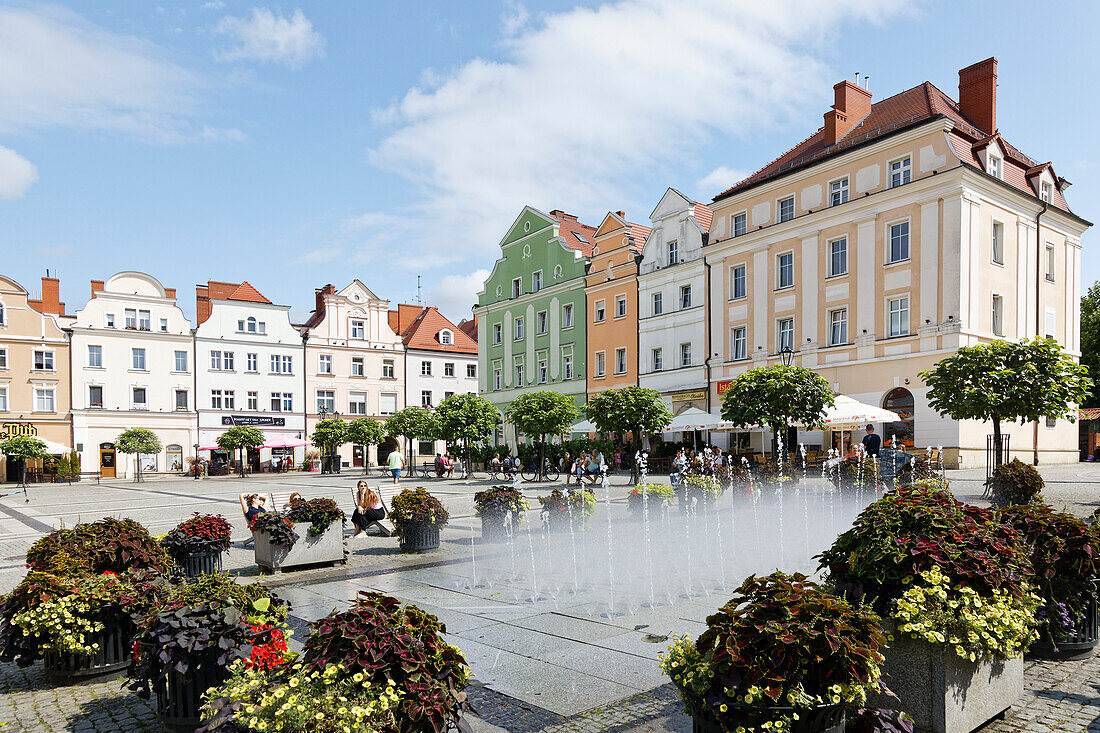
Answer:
317, 404, 327, 473
193, 443, 200, 481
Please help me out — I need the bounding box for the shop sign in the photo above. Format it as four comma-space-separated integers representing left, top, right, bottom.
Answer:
221, 415, 286, 427
1, 422, 38, 440
669, 389, 706, 403
716, 381, 733, 396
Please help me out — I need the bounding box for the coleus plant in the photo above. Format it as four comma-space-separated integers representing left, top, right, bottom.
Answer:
248, 512, 300, 548
473, 485, 529, 521
389, 487, 450, 530
285, 497, 345, 538
161, 513, 233, 557
25, 517, 172, 576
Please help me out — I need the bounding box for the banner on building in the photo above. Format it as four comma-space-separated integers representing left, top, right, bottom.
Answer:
221, 416, 286, 427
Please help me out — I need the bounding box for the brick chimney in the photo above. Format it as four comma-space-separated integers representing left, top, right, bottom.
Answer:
549, 209, 578, 222
959, 57, 997, 135
196, 285, 212, 324
615, 210, 626, 219
164, 287, 176, 299
90, 280, 105, 298
823, 80, 873, 146
28, 276, 65, 316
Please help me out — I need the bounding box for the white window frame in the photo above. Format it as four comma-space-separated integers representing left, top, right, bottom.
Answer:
776, 251, 794, 289
987, 154, 1002, 180
88, 345, 102, 368
652, 291, 663, 315
350, 320, 365, 339
33, 350, 54, 371
246, 391, 257, 411
1046, 243, 1056, 282
615, 295, 627, 319
992, 220, 1004, 265
511, 278, 522, 298
594, 350, 606, 378
652, 347, 663, 372
35, 387, 55, 413
0, 385, 6, 411
317, 390, 336, 413
679, 342, 691, 367
174, 350, 188, 372
319, 354, 333, 374
444, 362, 455, 377
211, 389, 223, 409
731, 327, 747, 360
132, 387, 148, 410
88, 385, 103, 409
513, 357, 524, 386
493, 363, 503, 391
0, 347, 6, 369
159, 317, 168, 333
532, 270, 543, 293
351, 357, 364, 377
679, 284, 692, 309
348, 392, 367, 415
829, 308, 848, 346
730, 264, 747, 300
211, 350, 222, 370
887, 296, 910, 338
667, 239, 679, 266
421, 360, 432, 376
778, 318, 795, 352
131, 348, 146, 371
1040, 181, 1053, 203
537, 355, 548, 384
889, 156, 912, 188
176, 389, 189, 411
440, 329, 453, 345
828, 176, 849, 207
536, 310, 548, 335
382, 359, 395, 379
614, 347, 627, 375
380, 393, 397, 416
594, 300, 606, 323
467, 363, 476, 378
992, 294, 1004, 337
777, 195, 795, 223
828, 237, 848, 277
562, 303, 574, 329
732, 212, 748, 238
562, 350, 574, 381
514, 316, 525, 340
493, 323, 502, 345
887, 220, 911, 264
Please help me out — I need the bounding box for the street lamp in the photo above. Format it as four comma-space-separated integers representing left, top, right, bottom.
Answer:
780, 346, 794, 366
317, 404, 327, 473
193, 443, 200, 481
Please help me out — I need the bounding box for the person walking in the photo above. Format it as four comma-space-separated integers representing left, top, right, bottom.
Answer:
387, 445, 406, 485
861, 424, 881, 457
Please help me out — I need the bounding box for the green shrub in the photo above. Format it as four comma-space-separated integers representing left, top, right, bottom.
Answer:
986, 459, 1044, 507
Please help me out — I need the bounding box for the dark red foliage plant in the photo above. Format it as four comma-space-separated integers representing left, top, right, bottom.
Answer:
161, 513, 233, 557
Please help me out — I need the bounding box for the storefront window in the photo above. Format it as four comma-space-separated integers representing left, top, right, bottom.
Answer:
882, 388, 915, 448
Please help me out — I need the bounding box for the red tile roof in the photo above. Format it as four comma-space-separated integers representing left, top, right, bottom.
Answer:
712, 81, 1073, 214
1081, 408, 1100, 421
549, 210, 598, 256
692, 202, 714, 233
227, 281, 272, 304
196, 280, 273, 324
398, 306, 477, 355
388, 304, 423, 337
458, 315, 478, 342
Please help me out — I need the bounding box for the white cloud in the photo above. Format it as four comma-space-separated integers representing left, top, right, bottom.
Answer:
0, 5, 203, 141
696, 166, 750, 199
427, 270, 491, 322
501, 0, 530, 37
215, 8, 325, 68
0, 146, 37, 198
200, 125, 249, 142
35, 244, 75, 258
201, 1, 226, 9
360, 0, 910, 273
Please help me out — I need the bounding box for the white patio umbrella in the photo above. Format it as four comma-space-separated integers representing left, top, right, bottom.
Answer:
819, 395, 902, 429
662, 407, 742, 433
569, 418, 598, 433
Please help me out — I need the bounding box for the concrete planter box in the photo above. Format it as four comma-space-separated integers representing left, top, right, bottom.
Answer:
871, 630, 1022, 733
254, 521, 345, 573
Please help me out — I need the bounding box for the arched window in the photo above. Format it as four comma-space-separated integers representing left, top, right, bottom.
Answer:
440, 330, 453, 345
247, 317, 257, 333
0, 300, 5, 324
882, 388, 915, 448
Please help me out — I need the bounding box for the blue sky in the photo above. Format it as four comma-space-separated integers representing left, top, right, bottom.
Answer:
1, 0, 1097, 323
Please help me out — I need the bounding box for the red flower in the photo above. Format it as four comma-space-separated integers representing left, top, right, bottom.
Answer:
101, 571, 117, 576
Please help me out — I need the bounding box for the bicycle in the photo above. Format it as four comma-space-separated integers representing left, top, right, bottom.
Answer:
521, 459, 560, 483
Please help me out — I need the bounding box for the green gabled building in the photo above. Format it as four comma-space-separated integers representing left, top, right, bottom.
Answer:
475, 207, 596, 446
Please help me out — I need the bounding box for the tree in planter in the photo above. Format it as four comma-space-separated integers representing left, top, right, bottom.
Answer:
436, 393, 500, 475
507, 391, 578, 481
345, 418, 387, 475
215, 427, 265, 478
115, 428, 162, 483
311, 418, 348, 474
0, 435, 47, 490
720, 365, 834, 459
385, 406, 439, 472
584, 387, 672, 481
919, 337, 1090, 469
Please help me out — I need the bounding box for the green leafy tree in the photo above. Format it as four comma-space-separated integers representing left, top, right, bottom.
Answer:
720, 365, 835, 456
311, 418, 349, 473
507, 391, 578, 480
585, 387, 672, 480
0, 435, 48, 487
920, 337, 1091, 467
436, 393, 501, 474
216, 426, 265, 478
385, 406, 439, 468
345, 418, 387, 475
1081, 282, 1100, 407
115, 427, 162, 483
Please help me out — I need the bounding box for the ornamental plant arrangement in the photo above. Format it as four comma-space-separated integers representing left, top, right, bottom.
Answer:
389, 487, 450, 531
1000, 502, 1100, 658
679, 473, 724, 501
628, 483, 676, 515
660, 571, 904, 733
538, 487, 596, 529
161, 514, 233, 559
249, 512, 300, 548
285, 497, 346, 538
25, 517, 173, 577
474, 485, 529, 540
985, 458, 1045, 508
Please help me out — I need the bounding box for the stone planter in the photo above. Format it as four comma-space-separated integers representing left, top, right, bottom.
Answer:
871, 629, 1022, 733
683, 692, 844, 733
1029, 592, 1099, 661
44, 619, 132, 685
176, 544, 224, 580
254, 521, 345, 573
398, 522, 440, 552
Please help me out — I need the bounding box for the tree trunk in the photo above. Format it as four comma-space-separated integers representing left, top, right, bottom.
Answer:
630, 425, 640, 483
993, 418, 1004, 469
465, 437, 472, 477
538, 435, 546, 482
135, 452, 142, 483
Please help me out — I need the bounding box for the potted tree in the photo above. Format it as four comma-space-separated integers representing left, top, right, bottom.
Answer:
161, 513, 233, 579
251, 498, 346, 573
390, 487, 449, 552
385, 406, 439, 477
201, 592, 471, 733
538, 487, 596, 531
216, 426, 264, 478
115, 427, 162, 482
436, 392, 500, 476
507, 390, 578, 482
311, 417, 348, 474
474, 485, 529, 541
345, 416, 387, 475
0, 434, 47, 490
584, 387, 672, 482
1001, 502, 1100, 660
817, 482, 1038, 733
660, 572, 893, 733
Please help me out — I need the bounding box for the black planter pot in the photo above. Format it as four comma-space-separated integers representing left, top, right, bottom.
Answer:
1029, 591, 1100, 661
685, 694, 845, 733
399, 523, 441, 552
177, 546, 224, 580
154, 647, 231, 733
44, 619, 133, 685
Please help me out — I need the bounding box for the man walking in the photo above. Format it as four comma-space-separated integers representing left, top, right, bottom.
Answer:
387, 445, 406, 485
861, 424, 881, 457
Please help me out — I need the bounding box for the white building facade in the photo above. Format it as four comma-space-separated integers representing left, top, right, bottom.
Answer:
70, 272, 196, 478
194, 281, 306, 471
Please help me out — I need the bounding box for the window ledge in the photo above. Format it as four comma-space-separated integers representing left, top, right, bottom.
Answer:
883, 258, 911, 269
824, 272, 849, 281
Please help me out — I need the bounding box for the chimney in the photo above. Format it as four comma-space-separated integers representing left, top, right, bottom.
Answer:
549, 209, 579, 222
90, 280, 105, 298
196, 285, 212, 324
958, 57, 997, 135
164, 287, 176, 299
615, 210, 626, 219
29, 276, 65, 316
823, 80, 873, 146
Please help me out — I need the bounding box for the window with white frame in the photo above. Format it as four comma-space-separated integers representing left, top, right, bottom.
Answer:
511, 278, 522, 298
987, 154, 1002, 180
732, 327, 747, 360
730, 265, 746, 299
888, 221, 910, 263
224, 352, 234, 371
132, 348, 146, 370
828, 238, 848, 277
88, 345, 102, 368
513, 357, 524, 386
467, 363, 476, 378
1041, 181, 1053, 203
380, 393, 397, 415
1045, 308, 1056, 339
538, 356, 548, 384
680, 343, 692, 367
992, 294, 1004, 336
0, 385, 7, 411
594, 351, 606, 377
777, 252, 794, 289
271, 355, 293, 374
33, 350, 54, 371
211, 350, 222, 370
1046, 243, 1056, 281
132, 387, 147, 410
247, 353, 257, 372
319, 354, 333, 374
174, 350, 188, 372
350, 320, 365, 339
421, 390, 433, 407
652, 291, 663, 315
615, 347, 627, 374
667, 240, 679, 266
211, 390, 223, 409
382, 359, 394, 378
594, 300, 605, 323
317, 390, 335, 413
680, 285, 692, 309
778, 196, 795, 222
514, 316, 525, 339
137, 310, 150, 330
421, 361, 432, 376
493, 364, 502, 391
652, 347, 663, 371
88, 385, 103, 408
890, 157, 912, 187
0, 347, 6, 369
106, 313, 115, 328
348, 392, 366, 415
0, 302, 4, 325
562, 303, 574, 329
615, 295, 627, 318
888, 297, 910, 337
562, 350, 574, 380
493, 323, 502, 344
177, 389, 189, 411
829, 308, 848, 346
281, 393, 293, 412
992, 220, 1004, 264
440, 329, 453, 345
125, 308, 137, 329
246, 391, 257, 410
532, 270, 542, 293
35, 387, 54, 412
778, 318, 794, 352
732, 212, 747, 237
270, 392, 281, 411
829, 177, 849, 206
351, 357, 364, 376
537, 310, 547, 334
160, 317, 168, 332
444, 362, 455, 377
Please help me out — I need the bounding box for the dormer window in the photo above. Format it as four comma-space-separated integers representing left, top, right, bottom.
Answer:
987, 155, 1002, 180
440, 329, 453, 345
1040, 181, 1053, 203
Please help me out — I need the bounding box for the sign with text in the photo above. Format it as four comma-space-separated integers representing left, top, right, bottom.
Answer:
221, 415, 285, 427
715, 381, 733, 396
668, 389, 706, 403
1, 422, 38, 440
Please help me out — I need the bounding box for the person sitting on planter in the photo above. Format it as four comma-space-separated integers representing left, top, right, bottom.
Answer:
239, 493, 270, 523
351, 481, 386, 539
